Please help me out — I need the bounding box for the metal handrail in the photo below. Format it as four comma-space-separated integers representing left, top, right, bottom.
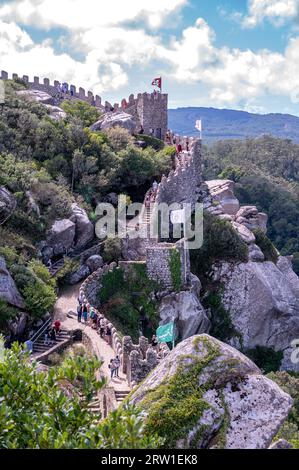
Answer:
30, 317, 52, 344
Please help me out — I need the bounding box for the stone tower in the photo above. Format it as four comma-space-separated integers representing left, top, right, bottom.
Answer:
132, 92, 168, 140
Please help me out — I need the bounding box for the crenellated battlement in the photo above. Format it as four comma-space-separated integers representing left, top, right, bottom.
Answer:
1, 70, 169, 138
0, 70, 104, 109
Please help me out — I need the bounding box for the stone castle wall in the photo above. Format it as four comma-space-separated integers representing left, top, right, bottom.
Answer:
1, 70, 104, 108
146, 240, 190, 290
1, 72, 168, 138
123, 335, 170, 387
156, 138, 203, 207
80, 263, 123, 366
112, 92, 168, 140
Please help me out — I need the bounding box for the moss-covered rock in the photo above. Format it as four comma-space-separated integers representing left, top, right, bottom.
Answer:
128, 334, 292, 449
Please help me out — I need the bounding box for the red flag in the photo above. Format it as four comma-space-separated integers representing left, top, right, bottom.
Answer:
151, 77, 162, 89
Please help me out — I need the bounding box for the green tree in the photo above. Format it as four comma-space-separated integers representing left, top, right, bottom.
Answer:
0, 341, 161, 448
61, 100, 101, 127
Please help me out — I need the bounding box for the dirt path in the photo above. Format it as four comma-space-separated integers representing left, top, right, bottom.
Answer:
53, 284, 130, 392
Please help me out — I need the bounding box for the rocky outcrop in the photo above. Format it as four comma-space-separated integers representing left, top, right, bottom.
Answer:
44, 104, 67, 121
269, 439, 293, 449
248, 243, 265, 262
0, 187, 16, 225
235, 206, 268, 233
46, 219, 76, 256
129, 334, 292, 449
85, 255, 103, 272
16, 90, 66, 120
17, 89, 54, 105
159, 291, 210, 340
42, 204, 94, 261
121, 235, 148, 261
68, 265, 90, 285
205, 180, 240, 216
8, 312, 28, 338
204, 179, 268, 248
232, 221, 256, 244
91, 111, 136, 134
212, 258, 299, 372
0, 257, 25, 309
70, 203, 94, 250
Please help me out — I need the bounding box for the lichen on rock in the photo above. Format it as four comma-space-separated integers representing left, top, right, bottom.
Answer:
128, 334, 293, 449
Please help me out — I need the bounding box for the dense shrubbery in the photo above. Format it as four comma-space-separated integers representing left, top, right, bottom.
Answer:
0, 300, 18, 330
0, 246, 57, 320
135, 134, 165, 150
268, 371, 299, 448
61, 99, 101, 127
190, 212, 248, 280
102, 236, 122, 263
99, 266, 159, 341
253, 229, 278, 263
0, 341, 161, 448
245, 345, 283, 374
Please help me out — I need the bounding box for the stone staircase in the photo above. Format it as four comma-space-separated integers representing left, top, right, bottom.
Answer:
115, 390, 130, 403
32, 329, 71, 359
84, 390, 130, 416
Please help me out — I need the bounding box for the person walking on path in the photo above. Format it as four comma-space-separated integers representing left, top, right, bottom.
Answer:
78, 292, 84, 306
99, 317, 105, 338
105, 325, 112, 345
77, 304, 82, 323
114, 356, 121, 378
49, 327, 56, 345
108, 359, 117, 379
176, 142, 182, 155
54, 319, 61, 335
82, 304, 88, 323
44, 330, 51, 346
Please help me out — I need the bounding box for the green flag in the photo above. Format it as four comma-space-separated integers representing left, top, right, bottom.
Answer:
156, 322, 175, 344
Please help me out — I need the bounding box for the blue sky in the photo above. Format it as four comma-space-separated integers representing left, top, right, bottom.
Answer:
0, 0, 299, 115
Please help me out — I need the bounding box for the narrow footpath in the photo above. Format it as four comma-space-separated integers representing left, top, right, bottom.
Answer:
53, 284, 130, 393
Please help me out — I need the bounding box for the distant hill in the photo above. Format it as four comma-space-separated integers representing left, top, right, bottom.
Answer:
168, 107, 299, 143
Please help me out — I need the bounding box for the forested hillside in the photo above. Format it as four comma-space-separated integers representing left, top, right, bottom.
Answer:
169, 107, 299, 143
203, 136, 299, 273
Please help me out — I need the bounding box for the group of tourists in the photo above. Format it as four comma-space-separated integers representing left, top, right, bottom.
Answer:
165, 130, 190, 153
44, 319, 61, 346
108, 356, 121, 379
77, 295, 112, 345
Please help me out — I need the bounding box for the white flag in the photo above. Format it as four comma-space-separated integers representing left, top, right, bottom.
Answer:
195, 119, 202, 132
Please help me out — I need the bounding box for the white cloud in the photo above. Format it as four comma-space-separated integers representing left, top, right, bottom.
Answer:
1, 3, 299, 110
0, 0, 188, 30
243, 0, 299, 28
155, 18, 299, 106
0, 20, 128, 93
